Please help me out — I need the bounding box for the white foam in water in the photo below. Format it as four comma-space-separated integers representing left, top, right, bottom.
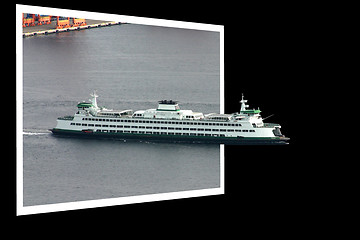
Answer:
23, 129, 51, 135
23, 132, 48, 136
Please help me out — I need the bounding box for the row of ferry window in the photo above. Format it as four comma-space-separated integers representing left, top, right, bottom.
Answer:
97, 129, 227, 137
81, 118, 241, 126
71, 122, 255, 132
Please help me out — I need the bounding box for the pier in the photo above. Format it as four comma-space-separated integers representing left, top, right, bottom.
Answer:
23, 18, 122, 37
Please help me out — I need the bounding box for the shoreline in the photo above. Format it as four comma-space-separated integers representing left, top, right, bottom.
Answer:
23, 20, 123, 37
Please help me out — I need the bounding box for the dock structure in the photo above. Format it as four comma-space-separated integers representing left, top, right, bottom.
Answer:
23, 18, 123, 37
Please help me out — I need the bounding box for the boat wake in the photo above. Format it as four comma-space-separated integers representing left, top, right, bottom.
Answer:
23, 129, 51, 136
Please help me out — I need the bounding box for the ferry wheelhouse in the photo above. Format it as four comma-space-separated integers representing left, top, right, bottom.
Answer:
51, 91, 289, 144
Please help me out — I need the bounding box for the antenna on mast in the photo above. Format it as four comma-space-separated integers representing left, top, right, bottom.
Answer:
90, 90, 98, 108
240, 93, 249, 112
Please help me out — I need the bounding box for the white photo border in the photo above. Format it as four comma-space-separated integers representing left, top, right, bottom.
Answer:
16, 4, 224, 216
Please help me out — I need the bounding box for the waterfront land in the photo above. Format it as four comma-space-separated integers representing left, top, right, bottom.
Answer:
22, 19, 119, 37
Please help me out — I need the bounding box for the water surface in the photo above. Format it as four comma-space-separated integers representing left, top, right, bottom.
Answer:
23, 23, 220, 206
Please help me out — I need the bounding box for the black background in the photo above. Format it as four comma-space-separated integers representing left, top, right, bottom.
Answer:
13, 1, 303, 232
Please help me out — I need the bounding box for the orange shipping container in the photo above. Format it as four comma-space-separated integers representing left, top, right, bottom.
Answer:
73, 18, 86, 27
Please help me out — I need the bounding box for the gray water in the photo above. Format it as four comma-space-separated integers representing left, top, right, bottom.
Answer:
23, 23, 220, 206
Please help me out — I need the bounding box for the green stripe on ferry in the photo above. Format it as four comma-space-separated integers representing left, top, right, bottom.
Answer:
77, 102, 93, 108
241, 109, 261, 114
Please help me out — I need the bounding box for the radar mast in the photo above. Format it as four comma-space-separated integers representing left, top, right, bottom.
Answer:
240, 93, 249, 112
90, 90, 98, 109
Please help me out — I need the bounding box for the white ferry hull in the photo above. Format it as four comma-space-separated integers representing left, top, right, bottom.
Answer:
51, 127, 289, 145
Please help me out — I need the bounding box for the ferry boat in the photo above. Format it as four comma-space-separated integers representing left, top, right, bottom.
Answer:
51, 91, 290, 144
